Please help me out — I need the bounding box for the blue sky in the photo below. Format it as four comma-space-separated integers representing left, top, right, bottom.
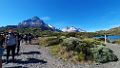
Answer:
0, 0, 120, 32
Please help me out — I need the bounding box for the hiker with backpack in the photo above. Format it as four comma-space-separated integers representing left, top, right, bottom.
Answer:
0, 32, 5, 68
5, 29, 17, 63
23, 34, 28, 44
15, 33, 21, 54
28, 33, 33, 44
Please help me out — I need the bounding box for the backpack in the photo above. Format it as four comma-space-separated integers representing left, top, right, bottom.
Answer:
6, 33, 16, 46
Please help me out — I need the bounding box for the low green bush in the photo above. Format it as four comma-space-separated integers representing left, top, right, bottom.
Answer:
72, 52, 85, 63
64, 32, 76, 37
39, 36, 60, 46
61, 37, 81, 51
112, 39, 120, 44
92, 45, 118, 63
50, 44, 74, 61
58, 36, 67, 43
59, 36, 67, 40
49, 37, 118, 63
82, 38, 104, 46
61, 37, 97, 61
61, 37, 117, 63
50, 44, 61, 55
61, 37, 103, 53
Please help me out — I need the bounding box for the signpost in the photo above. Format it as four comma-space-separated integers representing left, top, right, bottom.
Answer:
105, 35, 107, 44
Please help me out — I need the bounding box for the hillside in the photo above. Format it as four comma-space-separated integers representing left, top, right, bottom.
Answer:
96, 26, 120, 35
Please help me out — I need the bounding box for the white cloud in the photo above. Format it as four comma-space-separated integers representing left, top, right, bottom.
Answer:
41, 16, 51, 21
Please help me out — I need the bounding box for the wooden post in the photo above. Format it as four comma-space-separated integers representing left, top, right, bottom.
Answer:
105, 35, 107, 44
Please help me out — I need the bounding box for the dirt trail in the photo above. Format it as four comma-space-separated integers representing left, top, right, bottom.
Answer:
2, 43, 86, 68
2, 43, 120, 68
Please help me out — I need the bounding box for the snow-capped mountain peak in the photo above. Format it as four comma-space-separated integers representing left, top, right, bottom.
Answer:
62, 26, 85, 32
48, 24, 55, 29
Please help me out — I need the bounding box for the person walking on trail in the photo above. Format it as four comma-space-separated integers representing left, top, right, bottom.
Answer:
20, 34, 24, 43
0, 32, 5, 68
28, 33, 33, 44
23, 34, 28, 44
5, 29, 17, 63
15, 33, 21, 54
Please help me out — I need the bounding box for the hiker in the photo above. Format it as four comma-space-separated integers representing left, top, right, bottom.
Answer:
35, 35, 39, 40
20, 34, 24, 43
5, 29, 17, 63
28, 33, 33, 44
0, 32, 5, 68
23, 34, 28, 43
16, 33, 21, 54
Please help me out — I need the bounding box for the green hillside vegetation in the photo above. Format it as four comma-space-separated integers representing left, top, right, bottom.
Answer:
0, 27, 118, 63
96, 26, 120, 35
0, 27, 104, 37
112, 40, 120, 44
39, 36, 118, 63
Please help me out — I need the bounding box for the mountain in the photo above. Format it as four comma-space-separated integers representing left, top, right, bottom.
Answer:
62, 26, 86, 32
1, 16, 87, 32
96, 26, 120, 35
18, 16, 61, 31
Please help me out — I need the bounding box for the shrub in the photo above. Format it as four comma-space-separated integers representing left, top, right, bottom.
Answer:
65, 32, 76, 37
72, 52, 85, 63
58, 36, 67, 43
92, 45, 118, 63
61, 37, 118, 62
61, 37, 103, 54
112, 39, 120, 44
61, 37, 81, 51
49, 37, 118, 63
50, 45, 61, 55
50, 44, 74, 61
59, 36, 67, 40
39, 36, 60, 46
82, 38, 104, 46
61, 37, 95, 60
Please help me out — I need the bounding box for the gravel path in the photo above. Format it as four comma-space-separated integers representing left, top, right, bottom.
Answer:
2, 43, 88, 68
102, 43, 120, 68
90, 43, 120, 68
2, 43, 120, 68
